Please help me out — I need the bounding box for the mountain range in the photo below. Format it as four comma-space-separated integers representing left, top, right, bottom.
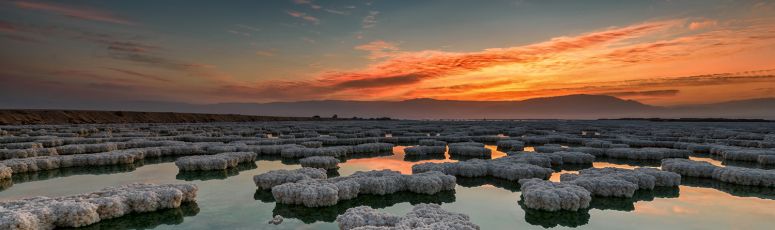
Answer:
2, 94, 774, 119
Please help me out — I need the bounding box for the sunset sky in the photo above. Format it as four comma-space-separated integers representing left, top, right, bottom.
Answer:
1, 0, 774, 106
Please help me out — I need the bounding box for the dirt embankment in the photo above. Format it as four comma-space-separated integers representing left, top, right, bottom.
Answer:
0, 110, 325, 125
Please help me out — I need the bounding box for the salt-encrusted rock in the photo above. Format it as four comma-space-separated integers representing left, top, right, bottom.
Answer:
0, 183, 197, 229
175, 152, 256, 171
301, 141, 323, 148
336, 204, 479, 230
721, 149, 775, 162
576, 167, 656, 190
712, 166, 775, 187
758, 155, 775, 165
448, 146, 491, 157
519, 178, 591, 211
270, 170, 455, 207
661, 158, 717, 178
412, 158, 552, 181
534, 144, 565, 153
604, 148, 689, 160
403, 146, 446, 156
404, 171, 457, 194
253, 168, 328, 190
500, 153, 553, 168
634, 168, 681, 187
543, 151, 595, 165
496, 140, 524, 151
352, 143, 394, 154
268, 215, 283, 225
336, 206, 401, 230
299, 156, 340, 169
448, 142, 485, 148
418, 139, 447, 146
560, 174, 638, 197
0, 164, 11, 180
272, 179, 340, 207
280, 146, 352, 158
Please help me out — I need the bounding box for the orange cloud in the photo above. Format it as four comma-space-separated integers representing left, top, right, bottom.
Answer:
14, 1, 135, 25
689, 19, 718, 30
286, 10, 320, 24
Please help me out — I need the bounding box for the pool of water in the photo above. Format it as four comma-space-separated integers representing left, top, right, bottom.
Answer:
2, 146, 775, 229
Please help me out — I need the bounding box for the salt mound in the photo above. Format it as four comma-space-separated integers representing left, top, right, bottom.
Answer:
336, 206, 400, 230
280, 146, 352, 158
661, 158, 717, 178
519, 178, 591, 211
253, 168, 328, 190
604, 148, 689, 160
543, 151, 595, 165
496, 140, 524, 151
270, 170, 455, 207
412, 157, 552, 181
0, 183, 197, 229
560, 167, 677, 197
299, 156, 340, 169
175, 152, 256, 171
0, 164, 11, 180
352, 143, 394, 154
336, 203, 479, 230
712, 166, 775, 187
634, 168, 681, 187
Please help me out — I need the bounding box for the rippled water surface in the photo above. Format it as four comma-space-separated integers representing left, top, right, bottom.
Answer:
2, 146, 775, 229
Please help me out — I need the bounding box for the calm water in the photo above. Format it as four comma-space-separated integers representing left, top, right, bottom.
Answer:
2, 146, 775, 230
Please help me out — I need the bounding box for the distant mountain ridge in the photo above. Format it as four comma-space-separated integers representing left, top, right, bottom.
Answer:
1, 94, 774, 119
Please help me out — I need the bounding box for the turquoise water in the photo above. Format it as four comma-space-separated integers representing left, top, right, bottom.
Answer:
2, 146, 775, 229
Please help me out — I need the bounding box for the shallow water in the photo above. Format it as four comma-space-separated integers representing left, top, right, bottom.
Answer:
2, 146, 775, 229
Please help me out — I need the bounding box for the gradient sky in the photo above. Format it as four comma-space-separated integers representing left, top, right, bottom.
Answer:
1, 0, 774, 106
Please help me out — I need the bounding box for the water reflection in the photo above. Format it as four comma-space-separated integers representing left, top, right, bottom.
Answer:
175, 162, 258, 181
519, 187, 680, 228
255, 190, 456, 223
455, 176, 521, 192
64, 202, 200, 230
681, 177, 775, 200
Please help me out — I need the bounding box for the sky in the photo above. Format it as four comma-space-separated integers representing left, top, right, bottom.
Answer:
1, 0, 774, 107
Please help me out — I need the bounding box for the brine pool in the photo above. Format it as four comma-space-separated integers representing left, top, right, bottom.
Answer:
2, 146, 774, 230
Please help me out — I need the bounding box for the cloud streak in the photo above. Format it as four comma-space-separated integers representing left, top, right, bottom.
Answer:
14, 1, 135, 25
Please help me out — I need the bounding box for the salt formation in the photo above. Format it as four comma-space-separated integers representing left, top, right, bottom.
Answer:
412, 155, 553, 181
603, 148, 690, 160
0, 183, 197, 229
534, 144, 565, 153
712, 166, 775, 187
448, 142, 485, 147
758, 155, 775, 165
560, 167, 679, 197
519, 178, 591, 211
269, 170, 455, 207
268, 215, 283, 225
301, 141, 323, 148
280, 146, 352, 158
299, 156, 340, 169
0, 164, 11, 180
496, 140, 524, 151
542, 151, 595, 165
253, 167, 328, 190
447, 145, 491, 157
660, 158, 717, 178
336, 204, 479, 230
403, 146, 446, 156
351, 143, 394, 154
175, 152, 257, 171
